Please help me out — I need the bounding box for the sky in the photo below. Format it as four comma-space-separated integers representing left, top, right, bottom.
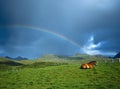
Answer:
0, 0, 120, 59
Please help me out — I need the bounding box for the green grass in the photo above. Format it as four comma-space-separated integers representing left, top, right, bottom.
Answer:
0, 56, 120, 89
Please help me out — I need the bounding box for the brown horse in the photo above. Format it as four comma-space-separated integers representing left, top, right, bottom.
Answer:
80, 61, 97, 69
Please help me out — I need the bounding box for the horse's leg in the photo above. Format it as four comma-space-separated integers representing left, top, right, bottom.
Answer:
88, 64, 93, 69
86, 64, 89, 69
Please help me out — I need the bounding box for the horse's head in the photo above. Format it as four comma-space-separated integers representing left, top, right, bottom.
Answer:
95, 61, 98, 65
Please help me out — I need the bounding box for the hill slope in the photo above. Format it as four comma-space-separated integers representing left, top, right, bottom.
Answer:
0, 55, 120, 89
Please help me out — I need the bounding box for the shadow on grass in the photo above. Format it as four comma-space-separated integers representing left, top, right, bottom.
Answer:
0, 61, 23, 66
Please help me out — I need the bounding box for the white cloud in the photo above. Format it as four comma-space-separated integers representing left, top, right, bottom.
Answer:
82, 35, 116, 56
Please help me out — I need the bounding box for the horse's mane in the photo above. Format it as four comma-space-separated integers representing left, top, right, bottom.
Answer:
88, 61, 97, 65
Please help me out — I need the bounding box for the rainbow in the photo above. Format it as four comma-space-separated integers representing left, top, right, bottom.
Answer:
0, 24, 82, 49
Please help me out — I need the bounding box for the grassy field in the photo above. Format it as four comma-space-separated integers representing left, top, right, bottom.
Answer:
0, 55, 120, 89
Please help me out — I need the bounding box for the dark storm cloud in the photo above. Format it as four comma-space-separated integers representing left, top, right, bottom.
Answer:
0, 0, 120, 58
0, 27, 79, 58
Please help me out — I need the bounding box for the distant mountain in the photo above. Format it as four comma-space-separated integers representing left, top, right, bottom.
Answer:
15, 56, 28, 60
114, 52, 120, 58
5, 56, 12, 59
5, 56, 28, 60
